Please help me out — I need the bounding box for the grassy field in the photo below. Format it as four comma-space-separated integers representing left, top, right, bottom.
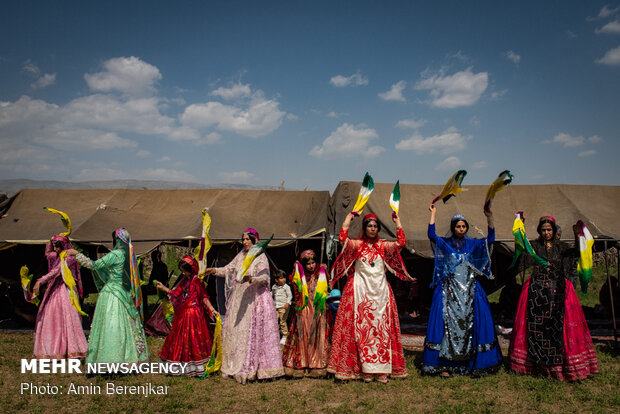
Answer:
1, 333, 618, 413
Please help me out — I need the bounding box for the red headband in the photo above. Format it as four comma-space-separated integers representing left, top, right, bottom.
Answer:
180, 255, 199, 275
363, 213, 378, 222
540, 215, 556, 224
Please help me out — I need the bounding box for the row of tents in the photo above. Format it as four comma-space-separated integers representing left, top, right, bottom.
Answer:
0, 183, 619, 306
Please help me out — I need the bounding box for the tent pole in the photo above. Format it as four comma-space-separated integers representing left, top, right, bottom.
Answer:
604, 239, 618, 349
319, 230, 326, 266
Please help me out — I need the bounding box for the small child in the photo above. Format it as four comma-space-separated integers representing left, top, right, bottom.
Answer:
271, 270, 292, 345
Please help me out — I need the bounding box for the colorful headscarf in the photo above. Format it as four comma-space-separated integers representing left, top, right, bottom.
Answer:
49, 234, 83, 297
180, 255, 199, 275
300, 249, 317, 261
243, 227, 260, 241
115, 227, 143, 318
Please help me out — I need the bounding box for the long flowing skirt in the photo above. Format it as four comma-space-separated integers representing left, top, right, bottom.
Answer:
422, 280, 502, 375
509, 277, 598, 381
282, 303, 331, 377
159, 303, 212, 376
221, 285, 284, 383
327, 277, 407, 380
33, 284, 88, 359
87, 282, 148, 364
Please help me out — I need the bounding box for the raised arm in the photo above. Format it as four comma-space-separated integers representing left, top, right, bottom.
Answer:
339, 212, 356, 243
484, 207, 495, 243
428, 202, 439, 242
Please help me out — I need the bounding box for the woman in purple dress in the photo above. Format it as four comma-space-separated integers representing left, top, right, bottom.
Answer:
205, 228, 284, 384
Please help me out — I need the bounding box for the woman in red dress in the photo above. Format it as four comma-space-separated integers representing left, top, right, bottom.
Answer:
327, 212, 414, 383
508, 216, 598, 381
157, 255, 219, 377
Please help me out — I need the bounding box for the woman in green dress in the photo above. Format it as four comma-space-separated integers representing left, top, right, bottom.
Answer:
67, 228, 148, 364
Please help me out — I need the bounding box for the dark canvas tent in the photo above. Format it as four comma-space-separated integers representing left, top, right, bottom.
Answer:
0, 188, 330, 254
329, 182, 620, 257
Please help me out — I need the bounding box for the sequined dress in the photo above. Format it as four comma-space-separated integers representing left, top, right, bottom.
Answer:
422, 224, 502, 375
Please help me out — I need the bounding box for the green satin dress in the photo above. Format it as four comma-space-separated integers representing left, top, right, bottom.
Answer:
77, 245, 148, 364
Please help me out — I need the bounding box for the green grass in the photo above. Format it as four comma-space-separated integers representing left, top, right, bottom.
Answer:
1, 334, 618, 413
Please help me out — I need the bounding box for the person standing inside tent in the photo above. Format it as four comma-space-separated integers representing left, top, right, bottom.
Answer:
422, 202, 502, 376
32, 235, 88, 359
156, 255, 219, 377
508, 216, 598, 381
66, 228, 148, 364
328, 212, 413, 383
205, 228, 284, 384
282, 249, 332, 378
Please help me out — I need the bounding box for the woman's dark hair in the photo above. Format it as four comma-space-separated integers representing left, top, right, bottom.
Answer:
179, 261, 194, 274
363, 217, 381, 235
241, 233, 257, 244
450, 218, 469, 235
536, 218, 557, 238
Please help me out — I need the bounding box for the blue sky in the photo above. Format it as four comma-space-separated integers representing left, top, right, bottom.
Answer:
1, 1, 619, 190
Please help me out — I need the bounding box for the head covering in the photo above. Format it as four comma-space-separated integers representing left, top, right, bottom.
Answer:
114, 227, 142, 318
48, 234, 82, 297
300, 249, 317, 261
179, 255, 199, 275
243, 227, 260, 241
540, 215, 556, 224
360, 213, 381, 239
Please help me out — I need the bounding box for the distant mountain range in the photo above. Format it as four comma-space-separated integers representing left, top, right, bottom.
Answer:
0, 179, 282, 196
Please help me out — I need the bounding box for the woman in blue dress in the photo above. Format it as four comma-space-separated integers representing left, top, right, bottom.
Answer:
422, 202, 502, 376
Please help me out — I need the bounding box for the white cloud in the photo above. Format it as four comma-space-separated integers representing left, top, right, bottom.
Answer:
218, 170, 255, 183
31, 73, 56, 89
210, 82, 252, 100
596, 46, 620, 65
588, 5, 620, 21
84, 56, 162, 96
158, 156, 171, 162
167, 126, 201, 142
491, 89, 508, 99
415, 68, 488, 108
327, 111, 339, 118
395, 119, 427, 129
579, 150, 597, 157
310, 123, 384, 159
136, 149, 151, 158
180, 92, 285, 138
205, 132, 222, 144
22, 61, 56, 90
378, 80, 407, 102
286, 113, 299, 121
395, 126, 471, 154
435, 156, 461, 172
22, 60, 40, 76
472, 161, 487, 169
542, 133, 585, 147
505, 50, 521, 64
469, 116, 480, 126
588, 135, 603, 143
596, 20, 620, 34
330, 71, 369, 87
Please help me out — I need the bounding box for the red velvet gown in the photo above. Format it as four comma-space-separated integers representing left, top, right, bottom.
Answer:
159, 275, 213, 376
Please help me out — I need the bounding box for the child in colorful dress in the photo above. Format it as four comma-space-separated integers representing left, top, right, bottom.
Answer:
156, 255, 219, 377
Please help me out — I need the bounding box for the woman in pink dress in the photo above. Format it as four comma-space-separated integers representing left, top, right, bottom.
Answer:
328, 212, 414, 383
32, 235, 88, 359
